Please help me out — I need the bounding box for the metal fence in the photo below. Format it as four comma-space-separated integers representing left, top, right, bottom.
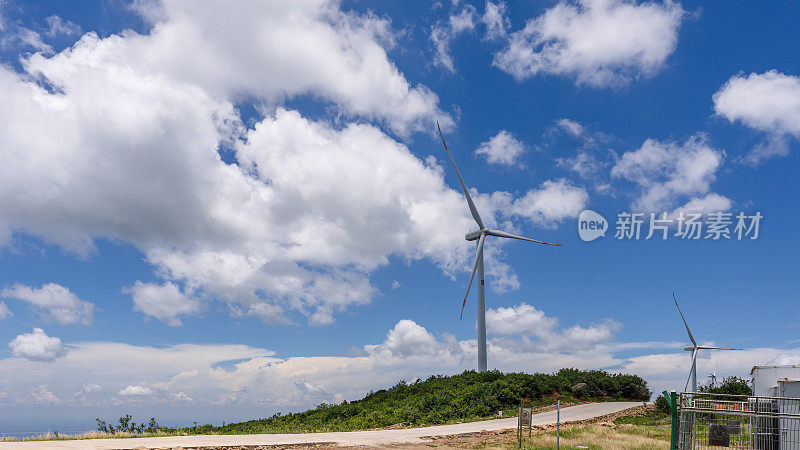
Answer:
678, 392, 800, 449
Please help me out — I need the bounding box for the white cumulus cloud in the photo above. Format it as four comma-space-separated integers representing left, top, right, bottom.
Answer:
671, 193, 732, 217
0, 29, 467, 325
9, 328, 66, 362
486, 303, 618, 351
611, 134, 729, 212
765, 353, 800, 366
126, 0, 452, 135
1, 283, 94, 325
126, 281, 202, 327
374, 319, 442, 357
119, 385, 155, 396
475, 130, 526, 166
503, 179, 589, 226
486, 302, 558, 335
493, 0, 684, 87
713, 70, 800, 165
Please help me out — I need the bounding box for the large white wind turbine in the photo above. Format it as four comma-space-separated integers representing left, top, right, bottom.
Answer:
437, 123, 561, 373
673, 293, 741, 392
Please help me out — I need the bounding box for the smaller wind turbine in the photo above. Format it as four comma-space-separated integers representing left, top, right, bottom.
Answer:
674, 293, 741, 392
707, 358, 719, 389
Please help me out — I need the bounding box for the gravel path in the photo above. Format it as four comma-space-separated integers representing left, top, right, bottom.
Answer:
0, 402, 642, 449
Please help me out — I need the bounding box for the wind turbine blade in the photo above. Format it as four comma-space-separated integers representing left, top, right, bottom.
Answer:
685, 349, 697, 392
437, 122, 485, 230
673, 293, 697, 346
460, 234, 485, 321
698, 346, 742, 351
486, 229, 562, 246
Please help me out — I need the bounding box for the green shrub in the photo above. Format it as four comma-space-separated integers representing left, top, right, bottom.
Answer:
655, 395, 672, 414
699, 376, 752, 396
95, 416, 169, 434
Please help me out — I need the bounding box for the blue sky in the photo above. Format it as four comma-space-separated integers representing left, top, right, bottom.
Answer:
0, 0, 799, 434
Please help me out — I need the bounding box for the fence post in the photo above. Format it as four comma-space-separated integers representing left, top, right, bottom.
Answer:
662, 390, 678, 450
556, 400, 560, 449
518, 401, 522, 448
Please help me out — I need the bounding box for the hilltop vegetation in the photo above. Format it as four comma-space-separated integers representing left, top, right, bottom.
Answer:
699, 376, 752, 396
186, 368, 650, 434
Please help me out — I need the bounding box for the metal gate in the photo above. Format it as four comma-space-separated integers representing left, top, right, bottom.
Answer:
678, 392, 800, 449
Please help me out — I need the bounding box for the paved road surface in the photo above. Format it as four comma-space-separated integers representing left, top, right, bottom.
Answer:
0, 402, 641, 449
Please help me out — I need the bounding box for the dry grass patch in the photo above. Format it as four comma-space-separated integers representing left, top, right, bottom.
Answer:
419, 405, 670, 450
431, 425, 668, 449
514, 423, 669, 449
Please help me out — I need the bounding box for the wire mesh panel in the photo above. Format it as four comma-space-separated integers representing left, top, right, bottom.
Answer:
678, 392, 800, 449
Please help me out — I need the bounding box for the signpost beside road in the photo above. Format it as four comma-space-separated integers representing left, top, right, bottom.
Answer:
517, 404, 532, 446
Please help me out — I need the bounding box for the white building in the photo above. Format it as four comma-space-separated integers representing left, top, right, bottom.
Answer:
751, 365, 800, 397
751, 365, 800, 449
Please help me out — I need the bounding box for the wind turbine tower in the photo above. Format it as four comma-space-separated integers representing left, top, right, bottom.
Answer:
437, 123, 561, 372
673, 293, 741, 392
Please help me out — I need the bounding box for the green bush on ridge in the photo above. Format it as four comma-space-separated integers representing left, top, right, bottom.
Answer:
175, 369, 650, 435
698, 376, 752, 396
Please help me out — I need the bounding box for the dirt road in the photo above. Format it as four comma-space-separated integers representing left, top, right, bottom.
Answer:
0, 402, 642, 449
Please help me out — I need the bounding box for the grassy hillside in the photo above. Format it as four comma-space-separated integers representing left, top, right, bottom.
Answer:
190, 368, 650, 434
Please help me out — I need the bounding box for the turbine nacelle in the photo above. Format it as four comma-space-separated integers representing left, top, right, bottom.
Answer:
465, 230, 482, 241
